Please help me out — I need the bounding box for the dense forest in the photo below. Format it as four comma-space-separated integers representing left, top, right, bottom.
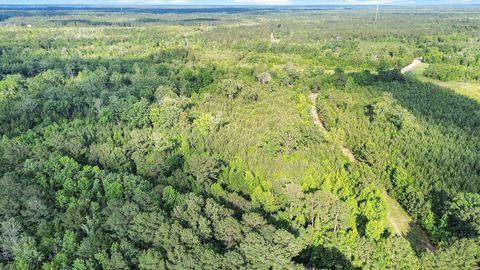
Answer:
0, 5, 479, 270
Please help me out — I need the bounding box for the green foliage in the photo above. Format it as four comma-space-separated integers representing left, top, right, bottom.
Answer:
424, 64, 480, 82
446, 193, 480, 237
0, 6, 479, 270
193, 113, 215, 137
420, 239, 480, 269
162, 186, 181, 210
365, 220, 385, 241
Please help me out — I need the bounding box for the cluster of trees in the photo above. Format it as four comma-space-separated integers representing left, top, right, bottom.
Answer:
422, 40, 480, 67
419, 35, 480, 82
1, 154, 308, 269
1, 6, 480, 270
424, 64, 480, 82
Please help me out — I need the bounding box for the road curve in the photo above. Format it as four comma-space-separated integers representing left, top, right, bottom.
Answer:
401, 58, 423, 74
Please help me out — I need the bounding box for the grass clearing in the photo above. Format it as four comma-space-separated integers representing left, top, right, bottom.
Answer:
382, 190, 411, 235
382, 190, 435, 253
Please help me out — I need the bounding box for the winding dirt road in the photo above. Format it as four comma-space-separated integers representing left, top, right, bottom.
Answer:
309, 91, 435, 252
309, 93, 356, 163
309, 93, 326, 132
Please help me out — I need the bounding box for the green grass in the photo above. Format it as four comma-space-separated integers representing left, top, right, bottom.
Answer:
409, 62, 480, 102
382, 190, 435, 253
382, 191, 411, 235
410, 62, 429, 76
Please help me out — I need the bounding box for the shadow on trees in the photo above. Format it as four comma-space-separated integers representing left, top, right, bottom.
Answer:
294, 245, 358, 270
404, 221, 436, 255
377, 75, 480, 193
349, 70, 480, 191
376, 75, 480, 134
215, 193, 300, 236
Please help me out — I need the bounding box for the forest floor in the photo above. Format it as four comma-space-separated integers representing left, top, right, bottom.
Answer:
340, 146, 356, 163
309, 91, 435, 252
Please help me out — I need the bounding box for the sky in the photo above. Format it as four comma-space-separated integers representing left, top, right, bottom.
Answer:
2, 0, 478, 5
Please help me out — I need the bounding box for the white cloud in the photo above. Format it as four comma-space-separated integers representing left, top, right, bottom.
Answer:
339, 0, 415, 4
233, 0, 292, 5
118, 0, 189, 3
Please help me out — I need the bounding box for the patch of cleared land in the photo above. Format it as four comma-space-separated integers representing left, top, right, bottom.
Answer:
382, 191, 435, 252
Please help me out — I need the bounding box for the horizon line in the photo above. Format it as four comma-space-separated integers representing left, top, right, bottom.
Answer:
1, 3, 479, 6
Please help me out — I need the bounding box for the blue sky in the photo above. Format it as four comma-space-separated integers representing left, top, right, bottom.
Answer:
3, 0, 478, 5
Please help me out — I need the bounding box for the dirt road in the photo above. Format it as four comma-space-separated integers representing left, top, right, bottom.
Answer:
401, 58, 423, 74
309, 93, 356, 163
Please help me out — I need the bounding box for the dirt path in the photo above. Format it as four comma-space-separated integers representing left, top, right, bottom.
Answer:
401, 58, 423, 74
387, 215, 402, 235
382, 190, 410, 236
310, 92, 434, 252
309, 93, 326, 132
310, 93, 356, 163
340, 146, 356, 163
